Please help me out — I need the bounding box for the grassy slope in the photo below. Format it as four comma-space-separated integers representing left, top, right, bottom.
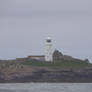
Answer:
23, 59, 92, 69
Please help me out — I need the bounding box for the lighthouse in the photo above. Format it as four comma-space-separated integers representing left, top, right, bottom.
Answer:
45, 37, 53, 62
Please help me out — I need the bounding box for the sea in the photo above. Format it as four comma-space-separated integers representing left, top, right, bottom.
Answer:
0, 83, 92, 92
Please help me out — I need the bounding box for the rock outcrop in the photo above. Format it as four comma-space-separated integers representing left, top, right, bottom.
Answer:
0, 67, 92, 83
53, 50, 89, 63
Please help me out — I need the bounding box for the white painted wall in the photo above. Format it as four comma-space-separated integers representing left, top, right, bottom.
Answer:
45, 37, 53, 62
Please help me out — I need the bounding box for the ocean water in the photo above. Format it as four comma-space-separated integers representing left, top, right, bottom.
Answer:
0, 83, 92, 92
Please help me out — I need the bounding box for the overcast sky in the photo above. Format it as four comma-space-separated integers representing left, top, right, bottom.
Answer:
0, 0, 92, 62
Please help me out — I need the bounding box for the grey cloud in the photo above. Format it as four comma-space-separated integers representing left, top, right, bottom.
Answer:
0, 0, 92, 62
0, 0, 92, 16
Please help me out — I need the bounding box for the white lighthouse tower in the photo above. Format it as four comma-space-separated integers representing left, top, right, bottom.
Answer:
45, 37, 53, 62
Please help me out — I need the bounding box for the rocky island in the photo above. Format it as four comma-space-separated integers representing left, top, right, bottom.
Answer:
0, 50, 92, 83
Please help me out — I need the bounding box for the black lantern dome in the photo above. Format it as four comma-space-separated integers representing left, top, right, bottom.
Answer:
46, 37, 52, 43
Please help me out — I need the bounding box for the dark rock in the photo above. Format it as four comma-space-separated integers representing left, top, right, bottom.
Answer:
53, 50, 63, 61
0, 68, 92, 83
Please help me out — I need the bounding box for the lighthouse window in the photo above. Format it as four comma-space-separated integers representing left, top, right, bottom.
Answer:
47, 40, 51, 42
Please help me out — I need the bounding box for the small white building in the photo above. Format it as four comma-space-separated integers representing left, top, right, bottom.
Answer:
28, 55, 45, 61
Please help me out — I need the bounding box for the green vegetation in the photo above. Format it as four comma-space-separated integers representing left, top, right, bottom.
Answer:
0, 58, 91, 70
23, 59, 92, 69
